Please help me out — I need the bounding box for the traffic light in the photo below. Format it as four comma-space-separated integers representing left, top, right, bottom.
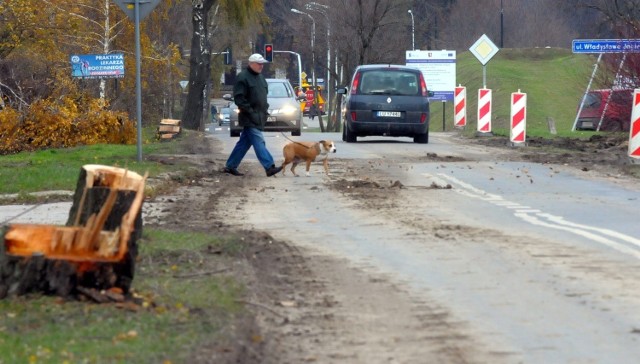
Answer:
264, 44, 273, 62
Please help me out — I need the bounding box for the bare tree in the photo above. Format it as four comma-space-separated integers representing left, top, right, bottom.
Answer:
581, 0, 640, 88
440, 0, 586, 50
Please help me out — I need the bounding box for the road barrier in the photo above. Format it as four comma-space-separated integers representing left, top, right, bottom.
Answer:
477, 88, 492, 134
510, 90, 527, 145
454, 86, 466, 128
629, 89, 640, 161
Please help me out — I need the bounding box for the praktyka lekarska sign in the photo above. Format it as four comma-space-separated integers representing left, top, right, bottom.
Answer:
70, 54, 125, 79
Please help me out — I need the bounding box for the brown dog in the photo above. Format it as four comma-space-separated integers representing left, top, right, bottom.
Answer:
281, 140, 337, 176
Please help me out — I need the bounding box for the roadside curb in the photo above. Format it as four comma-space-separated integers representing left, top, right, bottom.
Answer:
0, 190, 74, 202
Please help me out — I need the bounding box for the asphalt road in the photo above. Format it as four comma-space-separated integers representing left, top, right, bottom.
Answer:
209, 126, 640, 363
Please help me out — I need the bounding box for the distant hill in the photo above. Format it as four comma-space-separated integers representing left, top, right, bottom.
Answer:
429, 48, 607, 137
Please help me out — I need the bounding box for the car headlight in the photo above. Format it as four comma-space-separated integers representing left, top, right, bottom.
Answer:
278, 105, 298, 115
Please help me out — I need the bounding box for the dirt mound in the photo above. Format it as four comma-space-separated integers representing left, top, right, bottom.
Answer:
469, 133, 638, 178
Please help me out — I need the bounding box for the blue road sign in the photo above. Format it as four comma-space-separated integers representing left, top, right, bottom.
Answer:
572, 39, 640, 53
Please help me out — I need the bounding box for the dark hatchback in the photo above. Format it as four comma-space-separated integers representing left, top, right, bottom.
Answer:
337, 64, 431, 143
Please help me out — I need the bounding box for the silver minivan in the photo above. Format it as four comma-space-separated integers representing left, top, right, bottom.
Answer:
337, 64, 432, 143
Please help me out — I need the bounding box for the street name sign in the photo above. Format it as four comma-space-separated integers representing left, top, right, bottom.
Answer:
572, 39, 640, 53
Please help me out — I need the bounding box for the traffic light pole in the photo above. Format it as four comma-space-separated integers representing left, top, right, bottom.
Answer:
273, 50, 303, 91
212, 50, 231, 65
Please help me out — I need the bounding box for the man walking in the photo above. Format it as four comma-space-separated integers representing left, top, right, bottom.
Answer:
223, 53, 282, 177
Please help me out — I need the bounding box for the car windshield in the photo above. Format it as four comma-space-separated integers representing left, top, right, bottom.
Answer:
584, 93, 601, 108
221, 108, 230, 115
268, 82, 291, 98
358, 70, 419, 96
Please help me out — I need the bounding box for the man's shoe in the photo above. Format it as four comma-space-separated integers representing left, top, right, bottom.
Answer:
223, 167, 244, 176
265, 165, 283, 177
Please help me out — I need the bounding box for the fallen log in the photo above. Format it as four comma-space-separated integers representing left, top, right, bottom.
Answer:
0, 165, 146, 299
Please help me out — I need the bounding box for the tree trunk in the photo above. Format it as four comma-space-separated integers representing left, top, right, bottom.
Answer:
181, 0, 216, 130
0, 165, 146, 300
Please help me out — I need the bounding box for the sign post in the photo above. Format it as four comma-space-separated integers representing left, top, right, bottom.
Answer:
469, 34, 499, 88
469, 35, 498, 136
113, 0, 161, 162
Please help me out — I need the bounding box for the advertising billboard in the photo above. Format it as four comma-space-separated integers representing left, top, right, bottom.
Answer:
70, 54, 125, 79
406, 50, 456, 101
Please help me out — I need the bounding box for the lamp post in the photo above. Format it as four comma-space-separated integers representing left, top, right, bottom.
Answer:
305, 2, 331, 130
291, 8, 319, 128
500, 0, 504, 48
408, 9, 415, 50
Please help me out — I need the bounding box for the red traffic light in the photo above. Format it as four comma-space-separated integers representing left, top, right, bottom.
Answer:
264, 44, 273, 62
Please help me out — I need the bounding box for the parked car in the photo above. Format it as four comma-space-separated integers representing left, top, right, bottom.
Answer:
336, 64, 432, 143
218, 107, 231, 126
575, 89, 633, 131
225, 78, 306, 137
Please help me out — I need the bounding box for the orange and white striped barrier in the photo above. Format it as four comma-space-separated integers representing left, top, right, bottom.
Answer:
477, 88, 492, 134
454, 85, 466, 128
629, 89, 640, 160
510, 90, 527, 145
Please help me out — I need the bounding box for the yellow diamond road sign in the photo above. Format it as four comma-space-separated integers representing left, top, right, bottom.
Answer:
469, 34, 499, 65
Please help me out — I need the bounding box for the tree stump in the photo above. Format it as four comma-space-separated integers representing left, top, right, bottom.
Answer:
0, 165, 146, 299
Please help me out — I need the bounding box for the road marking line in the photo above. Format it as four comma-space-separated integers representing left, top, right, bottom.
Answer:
515, 212, 640, 259
428, 173, 640, 258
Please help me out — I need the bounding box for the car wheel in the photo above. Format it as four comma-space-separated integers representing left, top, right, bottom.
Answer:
414, 132, 428, 144
230, 130, 240, 137
344, 124, 357, 143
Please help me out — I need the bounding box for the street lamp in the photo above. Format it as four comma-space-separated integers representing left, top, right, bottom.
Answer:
408, 9, 415, 51
291, 8, 316, 83
500, 0, 504, 48
291, 8, 318, 123
305, 2, 331, 130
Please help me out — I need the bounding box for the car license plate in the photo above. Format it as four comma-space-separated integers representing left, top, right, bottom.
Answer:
267, 116, 276, 122
582, 121, 593, 128
377, 111, 401, 117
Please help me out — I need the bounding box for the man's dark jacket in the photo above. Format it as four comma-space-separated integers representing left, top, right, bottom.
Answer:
233, 66, 269, 130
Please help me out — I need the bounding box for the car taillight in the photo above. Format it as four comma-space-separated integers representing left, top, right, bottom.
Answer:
420, 113, 427, 123
419, 73, 428, 96
351, 111, 357, 121
351, 72, 361, 95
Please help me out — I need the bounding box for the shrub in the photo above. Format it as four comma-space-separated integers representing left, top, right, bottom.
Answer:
0, 97, 135, 155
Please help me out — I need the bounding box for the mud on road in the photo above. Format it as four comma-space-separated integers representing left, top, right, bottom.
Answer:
147, 131, 637, 363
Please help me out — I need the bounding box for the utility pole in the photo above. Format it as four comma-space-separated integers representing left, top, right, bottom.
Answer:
500, 0, 504, 48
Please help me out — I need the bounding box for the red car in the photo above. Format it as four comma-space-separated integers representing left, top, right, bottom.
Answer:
576, 89, 633, 131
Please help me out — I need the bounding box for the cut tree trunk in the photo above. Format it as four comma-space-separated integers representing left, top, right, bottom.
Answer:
0, 165, 146, 299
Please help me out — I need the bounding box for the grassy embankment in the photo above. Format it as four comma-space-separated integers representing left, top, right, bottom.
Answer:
429, 47, 613, 137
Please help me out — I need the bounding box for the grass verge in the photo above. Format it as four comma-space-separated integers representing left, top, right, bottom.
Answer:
0, 127, 197, 200
0, 228, 246, 363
